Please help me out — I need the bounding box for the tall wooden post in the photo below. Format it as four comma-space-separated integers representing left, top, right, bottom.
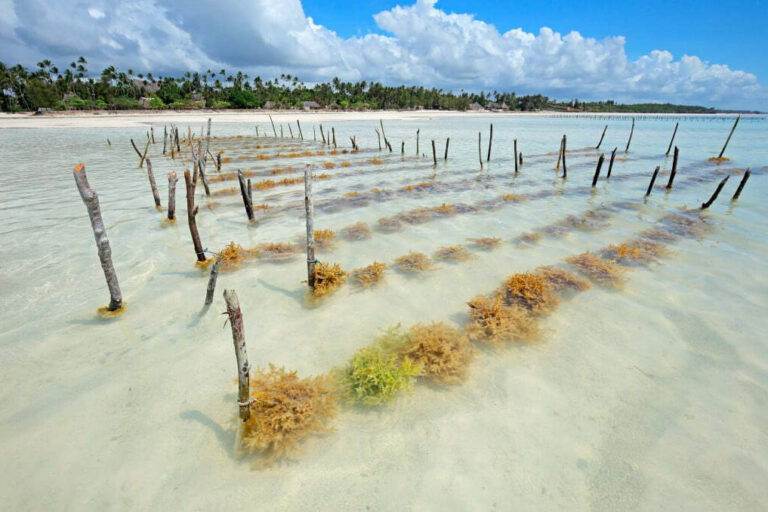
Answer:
444, 138, 450, 160
514, 139, 519, 174
238, 170, 254, 221
645, 166, 660, 197
606, 147, 617, 178
223, 289, 251, 422
184, 170, 206, 263
592, 154, 605, 187
486, 123, 493, 162
304, 165, 316, 289
732, 169, 751, 201
666, 146, 679, 189
145, 158, 161, 208
269, 114, 277, 138
701, 176, 730, 209
561, 135, 567, 178
478, 132, 483, 169
72, 164, 123, 312
163, 125, 167, 155
416, 129, 420, 156
555, 136, 564, 170
665, 122, 678, 156
624, 117, 635, 153
717, 116, 740, 159
297, 120, 303, 140
431, 140, 437, 166
167, 171, 178, 221
204, 254, 223, 307
596, 125, 607, 149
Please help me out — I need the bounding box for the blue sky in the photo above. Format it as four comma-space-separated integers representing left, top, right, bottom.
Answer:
303, 0, 767, 82
1, 0, 765, 109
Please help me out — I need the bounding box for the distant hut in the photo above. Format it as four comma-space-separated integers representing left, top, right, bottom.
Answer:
263, 100, 276, 110
469, 102, 485, 111
303, 100, 321, 111
133, 79, 160, 94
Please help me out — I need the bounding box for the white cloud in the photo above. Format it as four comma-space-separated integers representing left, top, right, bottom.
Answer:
0, 0, 763, 109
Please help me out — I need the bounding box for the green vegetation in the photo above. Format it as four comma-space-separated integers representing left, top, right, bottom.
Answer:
1, 57, 751, 113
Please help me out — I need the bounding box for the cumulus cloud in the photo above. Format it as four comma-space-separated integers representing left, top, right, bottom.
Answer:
0, 0, 763, 108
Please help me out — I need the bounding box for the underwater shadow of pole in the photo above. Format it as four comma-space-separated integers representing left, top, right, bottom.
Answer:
180, 409, 241, 460
257, 277, 309, 307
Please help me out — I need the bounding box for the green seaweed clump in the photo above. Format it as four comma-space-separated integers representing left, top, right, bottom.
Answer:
402, 323, 474, 384
241, 365, 338, 466
340, 332, 420, 406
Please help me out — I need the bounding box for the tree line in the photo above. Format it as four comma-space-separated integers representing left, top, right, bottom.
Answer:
0, 57, 723, 114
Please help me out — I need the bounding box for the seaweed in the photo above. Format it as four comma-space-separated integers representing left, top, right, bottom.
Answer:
394, 251, 434, 273
434, 203, 454, 215
501, 194, 528, 202
368, 158, 384, 165
401, 323, 474, 384
464, 295, 540, 346
339, 334, 420, 406
241, 365, 338, 466
516, 232, 542, 245
256, 242, 300, 262
534, 265, 591, 293
341, 221, 372, 240
396, 208, 434, 224
708, 156, 730, 163
639, 228, 679, 242
376, 217, 403, 232
322, 162, 336, 169
217, 241, 255, 271
662, 213, 709, 237
340, 162, 352, 168
434, 245, 472, 262
351, 262, 387, 288
313, 229, 337, 249
602, 239, 667, 265
310, 262, 348, 297
496, 273, 559, 314
344, 191, 360, 198
467, 237, 502, 250
565, 252, 625, 288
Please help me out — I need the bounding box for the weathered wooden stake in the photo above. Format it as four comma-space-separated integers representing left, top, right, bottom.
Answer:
184, 170, 206, 263
624, 117, 635, 153
320, 124, 326, 144
665, 122, 678, 156
666, 146, 679, 189
280, 125, 283, 138
444, 137, 450, 160
237, 170, 254, 221
204, 254, 223, 306
561, 135, 567, 178
288, 124, 294, 139
430, 140, 437, 166
268, 114, 277, 138
163, 126, 167, 155
701, 176, 730, 209
519, 153, 524, 166
596, 125, 607, 149
73, 163, 123, 312
486, 123, 493, 162
514, 139, 519, 174
718, 116, 740, 159
332, 127, 337, 148
167, 171, 177, 220
732, 169, 751, 201
555, 136, 564, 169
592, 154, 605, 188
416, 129, 420, 156
304, 165, 316, 289
645, 166, 660, 197
375, 129, 381, 151
151, 127, 155, 144
401, 141, 405, 154
145, 158, 161, 208
606, 147, 617, 178
223, 289, 251, 422
478, 132, 484, 169
297, 120, 303, 140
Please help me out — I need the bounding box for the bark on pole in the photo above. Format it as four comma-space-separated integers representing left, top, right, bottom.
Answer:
645, 166, 660, 197
592, 153, 605, 188
296, 120, 304, 140
596, 125, 607, 149
375, 129, 381, 151
223, 289, 251, 422
204, 254, 223, 306
288, 124, 294, 139
72, 163, 123, 312
665, 122, 678, 156
237, 169, 254, 221
151, 127, 155, 144
332, 127, 337, 148
514, 139, 519, 174
486, 123, 493, 162
163, 125, 167, 155
718, 115, 740, 159
624, 117, 635, 153
145, 158, 162, 208
732, 169, 751, 201
167, 171, 178, 221
304, 165, 316, 289
269, 114, 277, 138
416, 129, 420, 156
555, 136, 563, 170
130, 138, 143, 160
431, 140, 437, 166
701, 176, 730, 209
184, 170, 207, 263
606, 147, 617, 178
444, 137, 450, 160
666, 146, 679, 189
561, 135, 567, 178
478, 132, 484, 169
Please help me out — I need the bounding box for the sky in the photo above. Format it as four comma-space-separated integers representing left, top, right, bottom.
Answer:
0, 0, 765, 109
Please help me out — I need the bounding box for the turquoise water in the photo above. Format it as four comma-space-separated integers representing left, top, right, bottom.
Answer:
0, 114, 767, 510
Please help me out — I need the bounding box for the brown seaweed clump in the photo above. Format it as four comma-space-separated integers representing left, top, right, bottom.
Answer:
214, 242, 258, 271
516, 232, 542, 245
401, 323, 474, 384
434, 245, 473, 262
465, 295, 540, 346
394, 251, 435, 273
662, 213, 709, 238
256, 242, 301, 262
565, 252, 625, 288
602, 239, 667, 266
376, 217, 403, 232
467, 237, 502, 250
310, 262, 348, 297
351, 262, 387, 288
534, 265, 591, 293
341, 221, 372, 240
639, 228, 679, 242
313, 229, 337, 249
397, 207, 434, 224
497, 273, 559, 314
241, 365, 337, 466
708, 156, 730, 163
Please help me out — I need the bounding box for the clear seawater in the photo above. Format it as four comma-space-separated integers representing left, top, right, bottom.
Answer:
0, 114, 767, 510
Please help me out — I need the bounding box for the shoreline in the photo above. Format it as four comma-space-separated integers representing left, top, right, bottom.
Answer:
0, 108, 758, 129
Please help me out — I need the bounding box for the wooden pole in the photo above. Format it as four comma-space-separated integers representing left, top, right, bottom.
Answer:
561, 135, 567, 178
555, 136, 563, 170
204, 254, 223, 306
163, 126, 167, 155
596, 125, 607, 149
478, 132, 483, 169
401, 141, 405, 154
72, 163, 123, 312
280, 125, 283, 139
375, 129, 381, 151
731, 169, 751, 201
718, 116, 740, 159
130, 138, 143, 159
591, 153, 605, 188
514, 139, 519, 174
297, 120, 303, 140
145, 158, 161, 208
184, 170, 206, 263
431, 140, 437, 166
304, 165, 316, 289
645, 166, 660, 197
416, 129, 420, 156
701, 176, 730, 209
519, 153, 523, 166
223, 289, 251, 422
624, 117, 635, 153
444, 137, 450, 160
666, 146, 679, 189
486, 123, 493, 162
151, 127, 155, 144
320, 124, 326, 144
237, 170, 254, 221
332, 127, 337, 148
268, 114, 277, 138
167, 171, 177, 221
288, 124, 294, 139
606, 147, 617, 178
665, 122, 678, 156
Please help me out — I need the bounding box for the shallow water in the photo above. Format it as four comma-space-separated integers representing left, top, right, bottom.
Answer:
1, 114, 767, 511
